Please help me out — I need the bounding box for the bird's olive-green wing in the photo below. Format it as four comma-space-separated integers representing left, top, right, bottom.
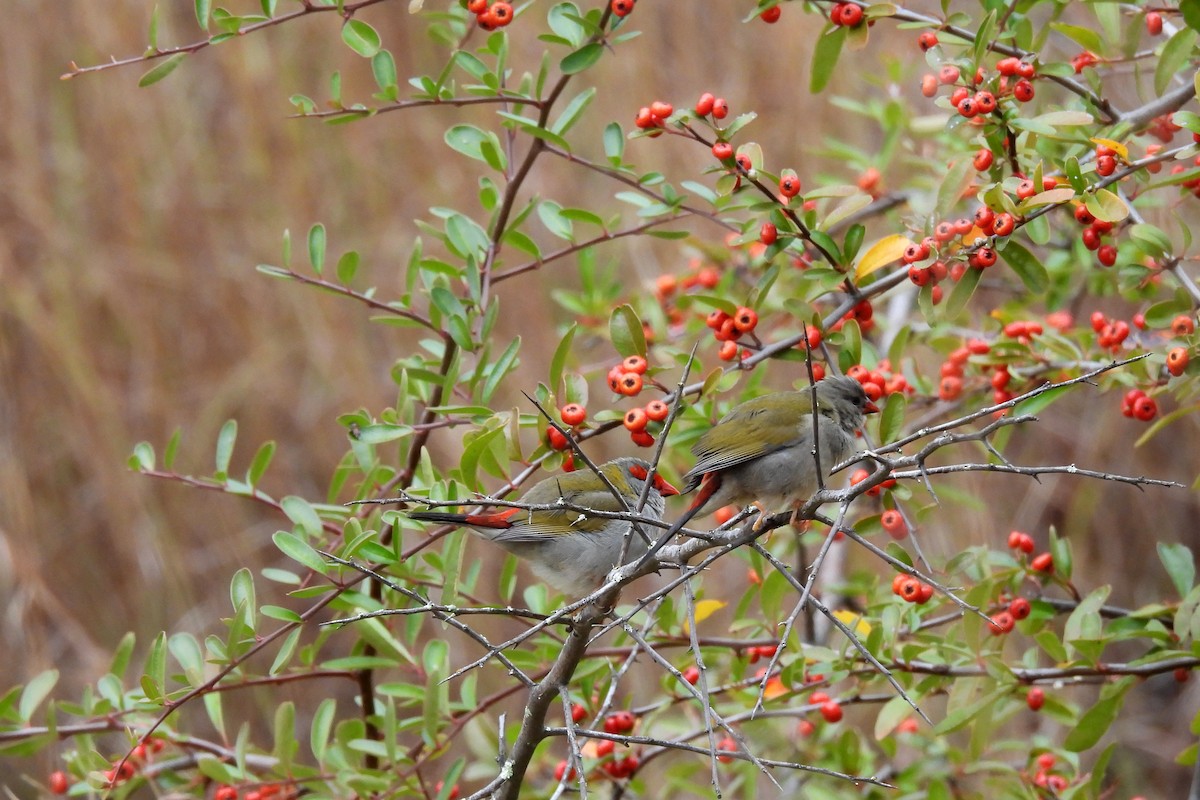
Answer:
684, 392, 813, 482
490, 466, 631, 542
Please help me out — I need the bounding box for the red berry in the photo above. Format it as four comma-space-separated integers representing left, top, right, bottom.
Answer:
916, 582, 935, 604
1097, 244, 1117, 267
973, 91, 996, 114
1009, 596, 1031, 620
644, 399, 670, 422
1096, 154, 1117, 176
957, 97, 978, 118
1030, 552, 1054, 573
760, 222, 778, 245
546, 426, 570, 450
969, 247, 997, 269
717, 339, 739, 361
992, 212, 1015, 236
571, 702, 588, 723
1133, 394, 1158, 421
623, 407, 648, 432
990, 611, 1015, 635
717, 735, 738, 763
1026, 687, 1045, 711
733, 306, 758, 333
938, 375, 963, 401
779, 172, 802, 198
1081, 227, 1102, 250
1167, 347, 1190, 376
611, 0, 635, 16
596, 739, 615, 757
1013, 79, 1034, 102
682, 666, 700, 685
560, 403, 586, 426
939, 64, 960, 85
466, 0, 487, 12
629, 429, 654, 447
603, 711, 636, 734
973, 148, 994, 171
974, 205, 995, 231
48, 772, 69, 796
917, 31, 939, 51
1172, 315, 1196, 336
921, 74, 938, 97
711, 97, 729, 119
1015, 178, 1037, 199
694, 92, 715, 117
554, 760, 576, 782
488, 1, 513, 25
880, 510, 908, 539
712, 142, 734, 160
760, 5, 781, 23
623, 354, 648, 374
996, 57, 1021, 76
820, 700, 844, 722
1175, 667, 1191, 683
735, 153, 753, 173
840, 3, 863, 26
616, 372, 643, 396
1147, 11, 1163, 35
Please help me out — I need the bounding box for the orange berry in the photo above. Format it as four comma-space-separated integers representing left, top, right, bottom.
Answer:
1167, 347, 1190, 376
718, 340, 739, 361
1171, 315, 1196, 336
733, 306, 758, 332
560, 403, 586, 426
644, 399, 670, 421
622, 355, 648, 374
990, 611, 1015, 635
623, 407, 649, 432
616, 372, 643, 396
880, 510, 907, 539
938, 375, 963, 401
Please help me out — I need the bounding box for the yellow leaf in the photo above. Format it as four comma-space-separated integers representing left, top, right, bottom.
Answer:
855, 234, 914, 279
763, 675, 788, 699
683, 599, 727, 634
833, 609, 872, 637
1090, 136, 1128, 162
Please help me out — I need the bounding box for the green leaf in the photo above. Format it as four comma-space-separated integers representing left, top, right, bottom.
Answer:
247, 440, 275, 487
1183, 0, 1200, 31
810, 26, 846, 93
195, 0, 212, 29
1048, 22, 1105, 54
273, 531, 329, 574
18, 670, 58, 723
281, 495, 323, 537
341, 19, 382, 57
169, 632, 205, 687
1013, 384, 1070, 416
609, 304, 646, 358
1065, 678, 1134, 751
1084, 188, 1128, 223
551, 87, 596, 135
129, 441, 155, 471
1144, 296, 1194, 328
481, 337, 520, 403
138, 54, 187, 88
311, 698, 336, 763
560, 43, 603, 74
943, 262, 982, 318
1159, 542, 1196, 598
604, 121, 624, 164
550, 323, 577, 395
1000, 240, 1048, 293
371, 50, 397, 93
215, 419, 237, 479
1157, 28, 1198, 96
879, 392, 905, 444
307, 223, 326, 274
273, 701, 295, 771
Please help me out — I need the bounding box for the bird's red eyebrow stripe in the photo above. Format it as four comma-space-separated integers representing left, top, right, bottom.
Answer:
628, 464, 648, 480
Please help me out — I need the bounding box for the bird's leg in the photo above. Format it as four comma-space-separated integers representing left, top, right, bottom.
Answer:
751, 502, 770, 532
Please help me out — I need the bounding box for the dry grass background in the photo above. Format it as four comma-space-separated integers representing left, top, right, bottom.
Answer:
1, 0, 1198, 795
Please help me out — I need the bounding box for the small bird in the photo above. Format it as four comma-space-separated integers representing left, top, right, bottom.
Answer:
408, 457, 679, 596
682, 375, 878, 528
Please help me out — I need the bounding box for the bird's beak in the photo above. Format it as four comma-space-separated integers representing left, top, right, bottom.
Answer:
864, 400, 880, 414
656, 475, 681, 496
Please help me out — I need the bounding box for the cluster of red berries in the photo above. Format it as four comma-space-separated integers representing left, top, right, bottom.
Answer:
467, 0, 512, 29
919, 56, 1036, 113
622, 397, 670, 447
1121, 388, 1158, 422
744, 644, 778, 664
808, 691, 844, 722
214, 783, 296, 800
1008, 530, 1054, 575
1089, 310, 1130, 352
846, 359, 911, 401
829, 298, 876, 334
828, 2, 864, 27
88, 737, 168, 789
705, 306, 759, 362
1073, 201, 1120, 267
606, 355, 649, 396
935, 338, 995, 402
892, 574, 935, 604
990, 593, 1032, 637
694, 92, 730, 121
849, 467, 897, 497
1030, 752, 1071, 793
634, 100, 672, 132
1169, 151, 1200, 197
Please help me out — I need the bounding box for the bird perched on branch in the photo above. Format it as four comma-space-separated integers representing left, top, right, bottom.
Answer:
408, 457, 679, 596
682, 376, 878, 528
